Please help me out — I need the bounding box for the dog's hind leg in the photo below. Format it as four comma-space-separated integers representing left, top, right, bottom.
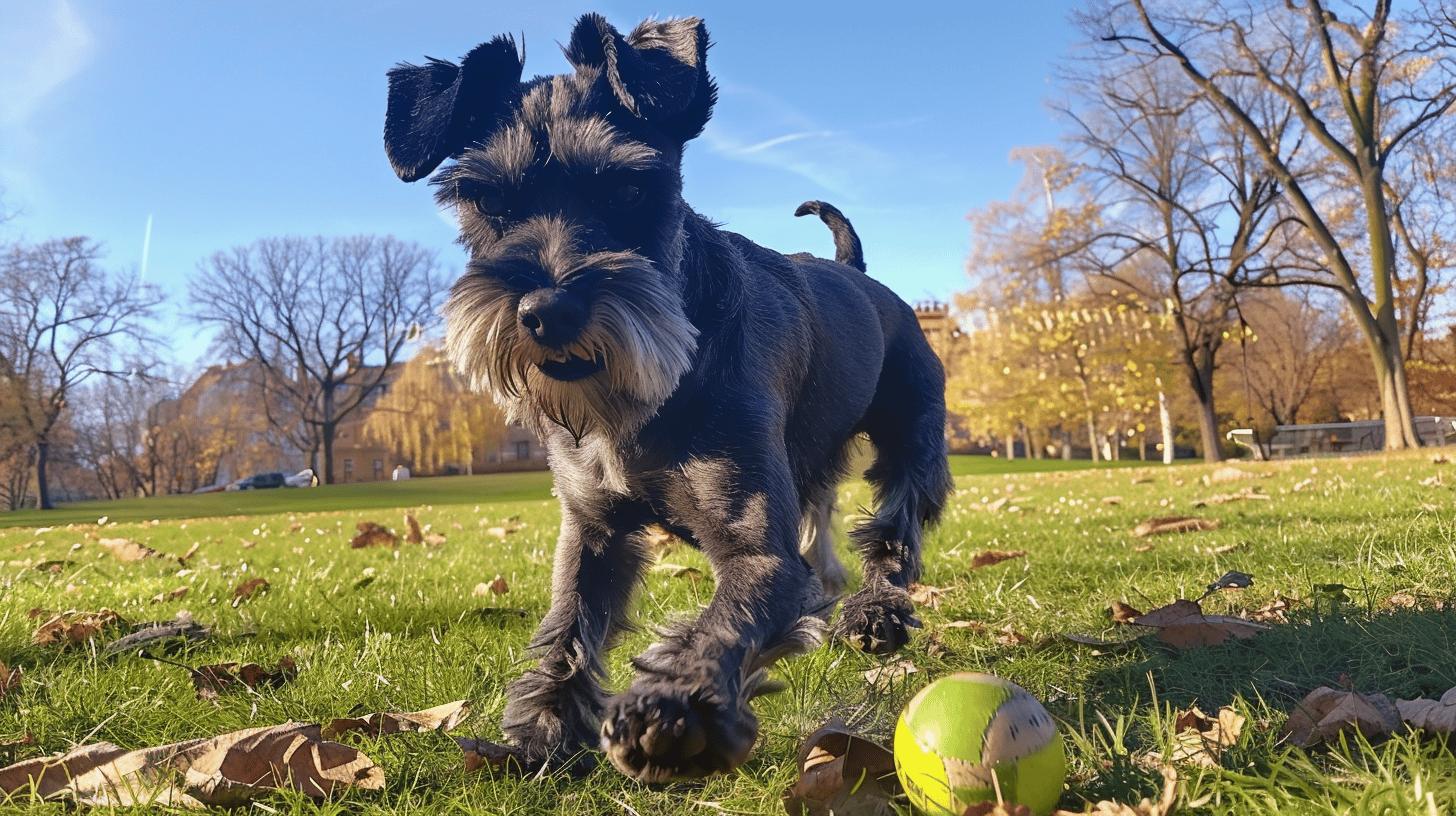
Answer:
835, 337, 951, 655
502, 502, 650, 771
799, 485, 848, 601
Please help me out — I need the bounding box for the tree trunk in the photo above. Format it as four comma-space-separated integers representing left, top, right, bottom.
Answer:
322, 422, 337, 484
35, 440, 53, 510
1194, 398, 1222, 463
1005, 432, 1016, 460
1158, 389, 1175, 465
1086, 412, 1099, 463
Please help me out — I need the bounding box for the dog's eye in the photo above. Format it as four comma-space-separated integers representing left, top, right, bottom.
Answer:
607, 184, 644, 209
471, 187, 511, 218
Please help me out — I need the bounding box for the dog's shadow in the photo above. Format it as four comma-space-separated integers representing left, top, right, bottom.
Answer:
1084, 604, 1456, 713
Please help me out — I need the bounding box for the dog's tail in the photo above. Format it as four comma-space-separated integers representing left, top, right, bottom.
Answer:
794, 200, 865, 272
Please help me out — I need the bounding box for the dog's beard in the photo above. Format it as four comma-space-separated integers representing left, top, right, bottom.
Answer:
443, 237, 698, 441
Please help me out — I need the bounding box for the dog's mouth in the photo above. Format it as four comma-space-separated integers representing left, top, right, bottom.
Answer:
536, 354, 604, 382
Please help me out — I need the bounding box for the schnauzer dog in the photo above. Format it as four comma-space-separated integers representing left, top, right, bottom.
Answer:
383, 14, 950, 782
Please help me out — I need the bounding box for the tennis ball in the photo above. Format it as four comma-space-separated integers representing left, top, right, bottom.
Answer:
894, 672, 1065, 816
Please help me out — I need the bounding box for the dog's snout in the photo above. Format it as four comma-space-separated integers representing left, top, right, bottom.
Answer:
518, 288, 588, 347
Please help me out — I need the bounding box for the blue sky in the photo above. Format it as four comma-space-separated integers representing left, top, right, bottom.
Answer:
0, 1, 1081, 364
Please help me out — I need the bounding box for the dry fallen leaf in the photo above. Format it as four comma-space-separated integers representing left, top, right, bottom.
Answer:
1205, 466, 1255, 485
423, 532, 447, 547
908, 583, 948, 608
232, 578, 269, 606
1053, 765, 1177, 816
0, 722, 382, 808
31, 609, 124, 647
403, 513, 424, 545
0, 664, 20, 701
192, 657, 298, 701
1281, 687, 1402, 747
150, 587, 189, 605
322, 699, 471, 740
104, 619, 210, 657
1132, 517, 1221, 538
486, 575, 509, 595
99, 538, 157, 563
1169, 706, 1245, 767
1109, 601, 1144, 623
863, 659, 918, 692
781, 719, 900, 816
1130, 599, 1269, 650
994, 623, 1030, 646
1193, 488, 1269, 507
350, 522, 399, 549
457, 737, 525, 774
1249, 596, 1296, 623
177, 542, 200, 566
971, 549, 1027, 569
652, 562, 705, 579
1396, 687, 1456, 734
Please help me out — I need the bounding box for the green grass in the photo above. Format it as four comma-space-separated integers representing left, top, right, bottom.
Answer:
3, 451, 1455, 814
0, 455, 1137, 528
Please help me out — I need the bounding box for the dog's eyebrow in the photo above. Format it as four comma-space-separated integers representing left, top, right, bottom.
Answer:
547, 117, 662, 173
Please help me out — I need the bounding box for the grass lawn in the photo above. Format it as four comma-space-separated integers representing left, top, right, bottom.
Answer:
0, 455, 1145, 528
2, 450, 1454, 814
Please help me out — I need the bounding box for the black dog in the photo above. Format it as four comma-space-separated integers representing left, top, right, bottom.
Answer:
383, 14, 950, 782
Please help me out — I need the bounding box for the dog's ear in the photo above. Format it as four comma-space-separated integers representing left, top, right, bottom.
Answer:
384, 35, 524, 182
566, 14, 716, 142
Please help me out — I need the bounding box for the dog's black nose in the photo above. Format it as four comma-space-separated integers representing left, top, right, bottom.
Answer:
518, 288, 588, 347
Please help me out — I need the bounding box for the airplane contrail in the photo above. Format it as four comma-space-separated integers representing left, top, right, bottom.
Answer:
140, 213, 153, 279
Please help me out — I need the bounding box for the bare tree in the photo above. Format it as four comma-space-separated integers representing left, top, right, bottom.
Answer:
1100, 0, 1456, 449
1234, 288, 1350, 427
190, 236, 440, 484
1060, 53, 1294, 460
0, 237, 161, 509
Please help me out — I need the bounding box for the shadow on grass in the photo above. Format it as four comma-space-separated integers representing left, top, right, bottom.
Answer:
1084, 606, 1456, 712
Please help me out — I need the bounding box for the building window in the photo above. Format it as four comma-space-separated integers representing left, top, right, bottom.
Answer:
515, 440, 530, 460
373, 459, 384, 479
343, 458, 354, 480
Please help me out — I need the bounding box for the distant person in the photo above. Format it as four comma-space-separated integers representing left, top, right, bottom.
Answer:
392, 464, 411, 481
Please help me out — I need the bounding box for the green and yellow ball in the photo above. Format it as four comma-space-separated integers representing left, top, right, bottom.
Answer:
894, 673, 1065, 816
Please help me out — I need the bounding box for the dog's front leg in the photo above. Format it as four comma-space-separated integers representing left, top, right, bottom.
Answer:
600, 453, 817, 781
503, 504, 648, 771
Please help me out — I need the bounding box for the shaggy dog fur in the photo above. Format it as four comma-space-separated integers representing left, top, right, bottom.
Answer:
383, 14, 950, 782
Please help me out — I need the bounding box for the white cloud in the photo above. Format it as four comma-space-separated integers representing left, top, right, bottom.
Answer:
0, 0, 95, 127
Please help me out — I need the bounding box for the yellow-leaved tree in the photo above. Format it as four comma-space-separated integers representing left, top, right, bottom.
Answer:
364, 345, 506, 475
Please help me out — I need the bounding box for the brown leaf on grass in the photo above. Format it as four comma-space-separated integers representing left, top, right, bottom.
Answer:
1281, 687, 1402, 747
1170, 706, 1245, 767
1130, 599, 1269, 650
1205, 466, 1255, 485
652, 562, 705, 579
971, 549, 1027, 569
0, 722, 382, 807
781, 719, 900, 816
1109, 601, 1144, 623
99, 537, 157, 563
994, 624, 1030, 646
33, 560, 73, 574
1386, 591, 1448, 611
908, 583, 948, 608
349, 521, 398, 549
1132, 543, 1156, 553
1102, 496, 1123, 506
1053, 765, 1177, 816
1249, 596, 1297, 623
457, 737, 525, 774
863, 659, 917, 692
103, 619, 210, 657
423, 532, 447, 547
0, 664, 20, 701
1193, 488, 1270, 507
1132, 517, 1220, 538
485, 575, 509, 595
31, 609, 124, 647
1396, 688, 1456, 734
963, 803, 1032, 816
150, 587, 189, 604
322, 699, 471, 740
192, 657, 298, 701
403, 513, 424, 545
177, 542, 200, 566
232, 578, 269, 606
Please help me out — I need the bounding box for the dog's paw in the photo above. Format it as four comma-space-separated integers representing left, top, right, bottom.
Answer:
835, 583, 920, 655
601, 680, 757, 782
501, 671, 603, 775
